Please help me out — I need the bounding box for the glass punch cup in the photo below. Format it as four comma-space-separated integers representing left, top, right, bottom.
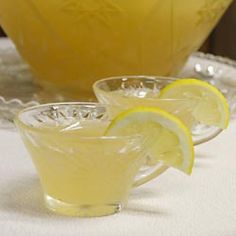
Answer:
93, 76, 229, 145
15, 102, 170, 217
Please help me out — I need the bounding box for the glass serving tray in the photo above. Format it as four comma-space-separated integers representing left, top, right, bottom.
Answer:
1, 38, 236, 128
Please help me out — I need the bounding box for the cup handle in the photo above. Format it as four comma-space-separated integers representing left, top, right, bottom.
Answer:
192, 127, 223, 146
132, 163, 169, 188
132, 126, 223, 188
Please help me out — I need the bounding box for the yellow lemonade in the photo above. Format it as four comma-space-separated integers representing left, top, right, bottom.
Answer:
97, 88, 196, 128
0, 0, 232, 98
20, 120, 143, 216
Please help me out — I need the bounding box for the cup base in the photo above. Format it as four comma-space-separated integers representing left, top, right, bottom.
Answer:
45, 194, 123, 217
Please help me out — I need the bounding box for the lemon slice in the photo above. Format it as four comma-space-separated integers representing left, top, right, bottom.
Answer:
105, 107, 194, 175
159, 78, 230, 129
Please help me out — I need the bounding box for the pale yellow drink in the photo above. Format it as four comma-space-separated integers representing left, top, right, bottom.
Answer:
18, 120, 143, 216
0, 0, 232, 98
96, 88, 196, 128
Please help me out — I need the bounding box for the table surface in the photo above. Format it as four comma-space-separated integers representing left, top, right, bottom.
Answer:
0, 123, 236, 236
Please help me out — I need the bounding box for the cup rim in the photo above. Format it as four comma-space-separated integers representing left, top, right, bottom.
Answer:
93, 75, 191, 103
14, 101, 143, 140
93, 75, 178, 90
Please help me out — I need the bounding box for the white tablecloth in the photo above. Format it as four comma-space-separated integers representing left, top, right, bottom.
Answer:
0, 122, 236, 236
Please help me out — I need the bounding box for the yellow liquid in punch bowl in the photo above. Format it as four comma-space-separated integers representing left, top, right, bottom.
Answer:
0, 0, 232, 99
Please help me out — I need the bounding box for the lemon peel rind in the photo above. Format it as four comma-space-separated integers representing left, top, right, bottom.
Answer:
105, 106, 194, 175
159, 78, 230, 129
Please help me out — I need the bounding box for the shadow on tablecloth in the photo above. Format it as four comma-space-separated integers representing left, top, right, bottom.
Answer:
0, 176, 54, 218
0, 175, 171, 218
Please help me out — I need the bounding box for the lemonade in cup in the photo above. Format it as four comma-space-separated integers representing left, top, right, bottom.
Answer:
15, 102, 194, 217
93, 76, 230, 145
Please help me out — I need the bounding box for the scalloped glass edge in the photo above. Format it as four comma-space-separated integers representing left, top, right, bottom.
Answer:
1, 39, 236, 127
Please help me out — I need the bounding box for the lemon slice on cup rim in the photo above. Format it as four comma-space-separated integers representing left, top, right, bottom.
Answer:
105, 106, 194, 175
159, 78, 230, 129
